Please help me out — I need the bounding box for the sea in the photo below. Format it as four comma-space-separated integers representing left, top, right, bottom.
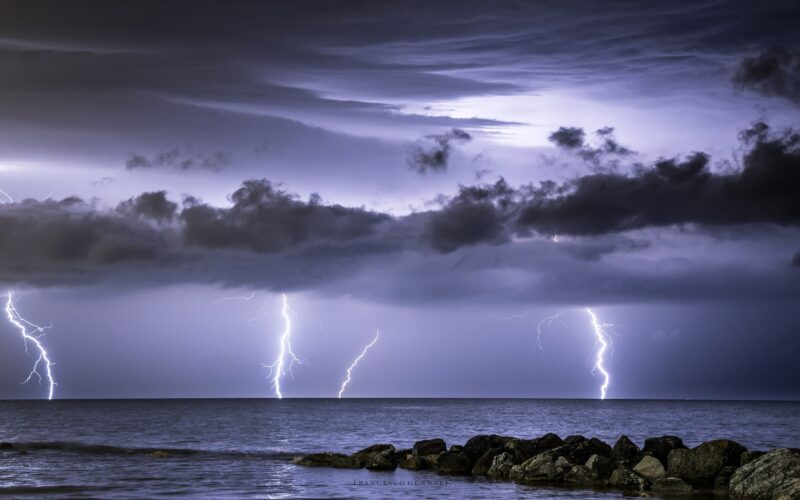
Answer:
0, 399, 798, 499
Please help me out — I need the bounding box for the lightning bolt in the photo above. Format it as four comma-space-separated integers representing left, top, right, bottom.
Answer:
586, 308, 611, 400
535, 308, 613, 400
338, 329, 380, 399
4, 292, 57, 400
536, 311, 565, 351
0, 186, 13, 203
264, 293, 303, 399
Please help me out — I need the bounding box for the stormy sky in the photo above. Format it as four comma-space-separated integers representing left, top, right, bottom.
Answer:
1, 0, 799, 399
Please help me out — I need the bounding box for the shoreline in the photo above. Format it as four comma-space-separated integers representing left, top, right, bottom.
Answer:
294, 433, 800, 498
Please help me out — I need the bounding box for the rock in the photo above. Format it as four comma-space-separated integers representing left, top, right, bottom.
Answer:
353, 444, 397, 470
450, 445, 464, 452
487, 452, 515, 480
509, 451, 573, 483
294, 452, 362, 469
741, 450, 765, 465
586, 454, 615, 479
554, 438, 613, 465
463, 435, 514, 463
729, 448, 800, 499
633, 455, 666, 481
472, 447, 504, 476
0, 442, 12, 450
504, 433, 564, 463
565, 435, 587, 445
613, 435, 644, 467
565, 465, 603, 486
643, 436, 686, 466
435, 449, 473, 475
668, 439, 747, 488
715, 465, 737, 491
413, 438, 446, 457
651, 477, 693, 493
609, 467, 647, 492
149, 450, 171, 458
398, 454, 426, 470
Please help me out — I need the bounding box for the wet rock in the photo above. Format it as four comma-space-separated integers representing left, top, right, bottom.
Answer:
353, 444, 397, 470
609, 467, 647, 492
149, 450, 171, 458
741, 450, 765, 466
564, 465, 603, 486
555, 438, 613, 465
0, 442, 12, 450
613, 435, 644, 467
472, 447, 504, 476
633, 455, 666, 481
487, 452, 515, 480
412, 438, 446, 457
586, 454, 615, 479
435, 449, 473, 475
715, 465, 737, 491
651, 477, 693, 493
293, 452, 362, 469
668, 439, 747, 488
463, 435, 514, 463
643, 436, 686, 466
504, 433, 564, 463
565, 435, 587, 445
509, 451, 573, 483
729, 448, 800, 499
398, 454, 426, 470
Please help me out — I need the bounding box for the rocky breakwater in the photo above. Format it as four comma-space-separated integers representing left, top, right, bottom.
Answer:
293, 433, 800, 498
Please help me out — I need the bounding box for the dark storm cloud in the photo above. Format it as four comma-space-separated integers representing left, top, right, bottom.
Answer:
549, 127, 586, 149
407, 128, 472, 174
0, 198, 173, 284
117, 191, 178, 223
2, 124, 800, 302
518, 123, 800, 236
180, 180, 391, 253
125, 148, 232, 172
548, 126, 633, 167
733, 48, 800, 104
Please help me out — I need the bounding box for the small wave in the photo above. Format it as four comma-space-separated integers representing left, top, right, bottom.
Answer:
0, 441, 296, 460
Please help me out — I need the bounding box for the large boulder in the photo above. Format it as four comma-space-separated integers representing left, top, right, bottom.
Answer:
633, 455, 666, 481
503, 433, 564, 463
487, 452, 515, 480
509, 452, 573, 483
463, 435, 514, 463
564, 465, 603, 486
413, 438, 446, 456
586, 454, 615, 479
612, 435, 643, 466
668, 439, 747, 488
471, 447, 505, 476
652, 477, 693, 493
353, 444, 397, 470
435, 449, 473, 475
729, 448, 800, 499
643, 436, 686, 466
609, 467, 646, 492
293, 452, 362, 469
565, 435, 587, 445
555, 438, 612, 465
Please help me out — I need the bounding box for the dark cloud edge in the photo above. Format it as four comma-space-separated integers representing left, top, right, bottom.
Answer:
1, 122, 799, 296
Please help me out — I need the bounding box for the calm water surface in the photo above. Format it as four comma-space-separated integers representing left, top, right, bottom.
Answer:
0, 399, 798, 498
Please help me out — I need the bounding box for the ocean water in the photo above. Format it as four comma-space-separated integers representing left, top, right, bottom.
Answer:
0, 399, 798, 498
